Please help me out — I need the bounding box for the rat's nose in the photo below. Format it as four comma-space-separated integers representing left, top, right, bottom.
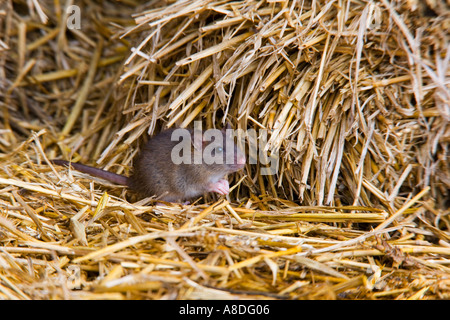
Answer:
237, 154, 246, 166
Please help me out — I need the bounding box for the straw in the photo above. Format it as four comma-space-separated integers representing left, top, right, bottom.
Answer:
0, 0, 448, 300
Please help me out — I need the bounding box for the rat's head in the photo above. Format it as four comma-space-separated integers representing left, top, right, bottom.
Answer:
191, 124, 246, 174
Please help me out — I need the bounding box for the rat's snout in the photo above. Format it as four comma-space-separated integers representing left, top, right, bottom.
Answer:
237, 154, 246, 166
233, 151, 245, 171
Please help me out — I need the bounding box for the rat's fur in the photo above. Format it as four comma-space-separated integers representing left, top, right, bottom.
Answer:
52, 127, 245, 202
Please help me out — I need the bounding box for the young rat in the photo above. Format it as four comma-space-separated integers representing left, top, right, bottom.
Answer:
52, 126, 246, 202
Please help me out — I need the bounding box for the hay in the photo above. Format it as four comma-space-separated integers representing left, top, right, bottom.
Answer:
0, 0, 449, 299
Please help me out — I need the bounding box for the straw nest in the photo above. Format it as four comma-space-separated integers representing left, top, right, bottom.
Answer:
0, 0, 449, 300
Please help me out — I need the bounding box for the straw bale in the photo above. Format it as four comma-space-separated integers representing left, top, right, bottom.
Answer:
0, 0, 449, 300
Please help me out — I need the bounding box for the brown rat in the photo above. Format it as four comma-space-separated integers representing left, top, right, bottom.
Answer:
51, 125, 245, 202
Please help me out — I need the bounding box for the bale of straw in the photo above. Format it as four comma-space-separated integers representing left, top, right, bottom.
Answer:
0, 0, 449, 300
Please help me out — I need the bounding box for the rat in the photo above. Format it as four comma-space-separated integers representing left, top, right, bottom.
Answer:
51, 125, 246, 202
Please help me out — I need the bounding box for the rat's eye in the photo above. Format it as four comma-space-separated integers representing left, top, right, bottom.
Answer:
215, 147, 223, 153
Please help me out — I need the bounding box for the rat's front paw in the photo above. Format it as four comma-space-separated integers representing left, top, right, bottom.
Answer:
209, 179, 229, 195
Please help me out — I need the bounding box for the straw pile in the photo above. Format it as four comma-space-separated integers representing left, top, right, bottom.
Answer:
0, 0, 449, 300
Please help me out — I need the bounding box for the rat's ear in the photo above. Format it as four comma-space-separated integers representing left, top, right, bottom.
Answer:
192, 130, 203, 151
